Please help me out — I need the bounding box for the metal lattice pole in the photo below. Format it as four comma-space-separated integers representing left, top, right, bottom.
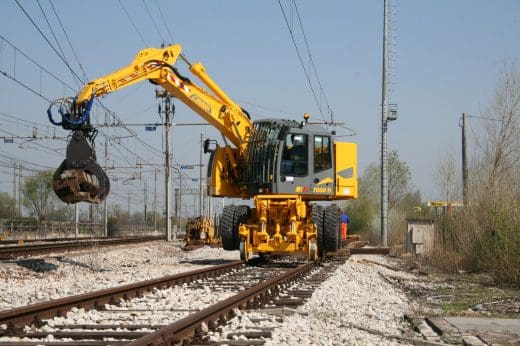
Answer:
380, 0, 389, 248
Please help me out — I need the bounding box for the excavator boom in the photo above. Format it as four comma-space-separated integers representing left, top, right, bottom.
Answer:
48, 44, 252, 203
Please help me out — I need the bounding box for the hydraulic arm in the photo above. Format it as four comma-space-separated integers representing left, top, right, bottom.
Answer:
48, 44, 252, 204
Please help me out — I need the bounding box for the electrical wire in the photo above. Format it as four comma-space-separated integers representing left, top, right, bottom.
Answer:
48, 0, 89, 82
118, 0, 148, 47
36, 0, 70, 80
142, 0, 165, 44
14, 0, 83, 87
277, 0, 328, 124
154, 0, 174, 43
292, 0, 333, 122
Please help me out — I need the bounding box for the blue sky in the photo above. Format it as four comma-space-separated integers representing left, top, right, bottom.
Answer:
0, 0, 519, 212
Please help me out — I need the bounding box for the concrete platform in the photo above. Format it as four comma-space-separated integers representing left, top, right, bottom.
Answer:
443, 317, 520, 334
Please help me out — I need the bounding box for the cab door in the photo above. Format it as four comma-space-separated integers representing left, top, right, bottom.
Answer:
309, 135, 334, 196
277, 132, 312, 194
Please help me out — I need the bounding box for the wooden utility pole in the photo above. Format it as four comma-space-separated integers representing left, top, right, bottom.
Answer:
462, 113, 468, 206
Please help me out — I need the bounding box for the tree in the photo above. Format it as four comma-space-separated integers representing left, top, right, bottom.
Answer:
387, 150, 416, 209
344, 150, 420, 242
434, 147, 460, 203
482, 63, 520, 185
0, 192, 16, 219
22, 170, 56, 221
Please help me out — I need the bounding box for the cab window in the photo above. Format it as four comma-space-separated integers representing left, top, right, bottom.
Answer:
314, 135, 332, 172
281, 133, 308, 176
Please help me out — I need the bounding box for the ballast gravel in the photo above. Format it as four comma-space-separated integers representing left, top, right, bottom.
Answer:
265, 255, 414, 345
0, 242, 419, 345
0, 242, 239, 311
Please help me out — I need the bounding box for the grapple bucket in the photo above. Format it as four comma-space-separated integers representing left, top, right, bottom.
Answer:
53, 131, 110, 204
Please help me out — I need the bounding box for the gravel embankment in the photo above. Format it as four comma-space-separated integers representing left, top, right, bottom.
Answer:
265, 255, 415, 345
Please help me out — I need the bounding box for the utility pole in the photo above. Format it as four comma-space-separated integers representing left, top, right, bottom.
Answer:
178, 171, 183, 234
75, 203, 79, 238
380, 0, 389, 248
153, 169, 157, 231
156, 89, 174, 241
104, 141, 108, 237
461, 113, 468, 207
127, 191, 131, 218
199, 133, 204, 218
144, 179, 147, 223
12, 162, 16, 220
18, 163, 21, 217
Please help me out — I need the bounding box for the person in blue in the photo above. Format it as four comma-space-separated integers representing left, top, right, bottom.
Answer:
340, 212, 350, 240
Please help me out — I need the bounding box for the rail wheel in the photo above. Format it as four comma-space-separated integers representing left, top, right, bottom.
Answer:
324, 205, 340, 253
308, 239, 317, 261
311, 204, 325, 258
239, 240, 249, 261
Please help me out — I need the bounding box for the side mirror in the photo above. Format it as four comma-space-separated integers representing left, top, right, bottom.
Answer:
204, 138, 218, 153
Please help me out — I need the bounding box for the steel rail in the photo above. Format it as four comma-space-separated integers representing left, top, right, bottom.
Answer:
0, 236, 152, 245
0, 236, 165, 259
128, 261, 316, 346
0, 260, 244, 330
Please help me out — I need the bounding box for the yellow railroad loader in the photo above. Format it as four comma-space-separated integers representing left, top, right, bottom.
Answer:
47, 44, 358, 261
184, 217, 219, 247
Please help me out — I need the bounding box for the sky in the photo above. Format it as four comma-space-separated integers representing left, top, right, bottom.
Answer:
0, 0, 519, 215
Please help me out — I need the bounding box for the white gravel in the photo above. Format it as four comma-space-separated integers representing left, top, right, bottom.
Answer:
213, 255, 416, 346
0, 243, 420, 345
265, 255, 413, 345
0, 241, 239, 311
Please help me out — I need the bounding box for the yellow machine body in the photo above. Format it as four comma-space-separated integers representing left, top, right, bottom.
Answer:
49, 44, 358, 261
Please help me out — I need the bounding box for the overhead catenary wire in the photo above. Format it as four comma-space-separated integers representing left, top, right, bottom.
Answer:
292, 1, 334, 123
154, 0, 174, 43
36, 0, 72, 82
2, 3, 207, 209
142, 0, 166, 45
14, 0, 83, 87
277, 0, 330, 124
48, 0, 89, 82
118, 0, 148, 47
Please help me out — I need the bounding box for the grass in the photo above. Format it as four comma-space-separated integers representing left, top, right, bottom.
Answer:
412, 265, 520, 318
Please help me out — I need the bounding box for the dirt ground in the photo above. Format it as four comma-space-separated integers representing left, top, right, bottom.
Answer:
379, 254, 520, 344
395, 257, 519, 319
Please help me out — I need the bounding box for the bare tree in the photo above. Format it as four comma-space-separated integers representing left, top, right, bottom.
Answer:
482, 63, 520, 185
434, 147, 460, 203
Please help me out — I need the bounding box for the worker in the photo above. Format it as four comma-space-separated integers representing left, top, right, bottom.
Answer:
340, 211, 350, 241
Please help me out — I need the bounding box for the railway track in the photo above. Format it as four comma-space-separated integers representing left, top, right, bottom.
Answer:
0, 255, 348, 345
0, 237, 97, 246
0, 236, 164, 259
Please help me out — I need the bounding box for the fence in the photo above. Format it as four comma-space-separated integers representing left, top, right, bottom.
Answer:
0, 219, 103, 240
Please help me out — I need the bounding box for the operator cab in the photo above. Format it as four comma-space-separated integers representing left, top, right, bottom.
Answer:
242, 119, 335, 199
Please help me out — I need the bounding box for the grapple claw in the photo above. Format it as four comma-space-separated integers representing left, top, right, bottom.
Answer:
53, 131, 110, 204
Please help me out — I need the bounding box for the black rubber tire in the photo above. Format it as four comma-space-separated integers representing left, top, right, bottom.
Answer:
311, 204, 325, 258
232, 205, 250, 250
324, 205, 340, 253
220, 205, 236, 250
